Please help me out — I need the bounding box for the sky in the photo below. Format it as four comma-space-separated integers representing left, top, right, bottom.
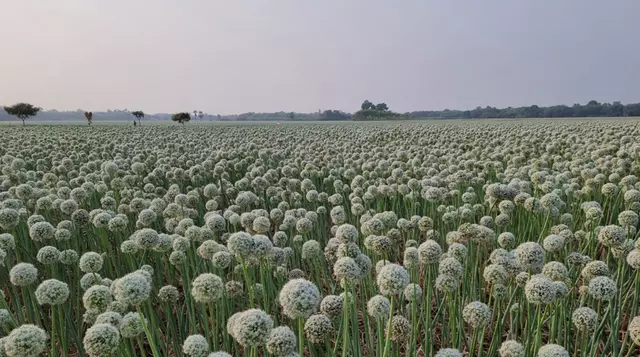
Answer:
1, 1, 639, 115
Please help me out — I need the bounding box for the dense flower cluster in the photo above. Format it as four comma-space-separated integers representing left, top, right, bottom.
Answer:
0, 121, 638, 356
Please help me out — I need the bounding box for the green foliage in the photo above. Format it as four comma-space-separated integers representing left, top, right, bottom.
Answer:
360, 100, 388, 111
354, 101, 395, 120
352, 109, 408, 121
361, 100, 375, 110
171, 112, 191, 124
131, 111, 145, 119
411, 100, 640, 119
374, 103, 389, 111
3, 103, 41, 124
230, 111, 320, 121
319, 110, 351, 121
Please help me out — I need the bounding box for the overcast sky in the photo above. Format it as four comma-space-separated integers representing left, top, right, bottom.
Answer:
1, 0, 638, 114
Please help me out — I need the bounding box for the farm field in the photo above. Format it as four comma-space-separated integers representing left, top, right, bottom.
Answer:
1, 120, 640, 357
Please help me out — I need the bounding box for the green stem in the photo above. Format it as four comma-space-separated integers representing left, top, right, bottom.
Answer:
209, 303, 218, 351
382, 296, 394, 357
51, 306, 57, 357
137, 305, 162, 357
299, 317, 305, 357
240, 257, 255, 308
342, 281, 349, 357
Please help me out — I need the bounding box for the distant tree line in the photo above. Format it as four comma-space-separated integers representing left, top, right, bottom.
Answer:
0, 106, 355, 122
318, 110, 351, 120
224, 111, 322, 121
3, 99, 640, 123
0, 109, 332, 122
0, 108, 213, 122
410, 100, 640, 119
0, 109, 151, 122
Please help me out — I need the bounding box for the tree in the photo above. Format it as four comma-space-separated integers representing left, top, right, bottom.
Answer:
289, 112, 295, 120
3, 103, 41, 125
171, 112, 191, 125
361, 100, 375, 110
583, 100, 603, 117
320, 110, 350, 120
524, 105, 542, 118
625, 103, 640, 116
613, 103, 623, 116
131, 111, 145, 125
198, 111, 204, 120
375, 103, 389, 111
84, 111, 93, 126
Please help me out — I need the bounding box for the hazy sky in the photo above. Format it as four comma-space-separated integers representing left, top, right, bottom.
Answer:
1, 1, 639, 114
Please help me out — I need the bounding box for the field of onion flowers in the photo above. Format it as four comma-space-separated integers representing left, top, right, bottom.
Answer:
1, 120, 640, 356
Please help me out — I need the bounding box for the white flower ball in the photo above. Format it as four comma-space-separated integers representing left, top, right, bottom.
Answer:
499, 340, 525, 357
524, 274, 556, 305
183, 334, 210, 357
10, 263, 38, 286
333, 257, 361, 282
191, 273, 224, 303
35, 279, 69, 305
418, 240, 442, 264
112, 272, 151, 306
376, 264, 409, 296
79, 252, 104, 273
83, 323, 120, 356
279, 279, 321, 319
4, 324, 48, 357
266, 325, 296, 355
629, 316, 640, 345
304, 314, 333, 343
537, 344, 569, 357
367, 295, 390, 319
542, 235, 565, 253
231, 309, 274, 347
320, 295, 343, 318
572, 307, 597, 332
462, 301, 491, 329
598, 225, 626, 248
515, 242, 544, 272
403, 283, 422, 302
587, 276, 617, 301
